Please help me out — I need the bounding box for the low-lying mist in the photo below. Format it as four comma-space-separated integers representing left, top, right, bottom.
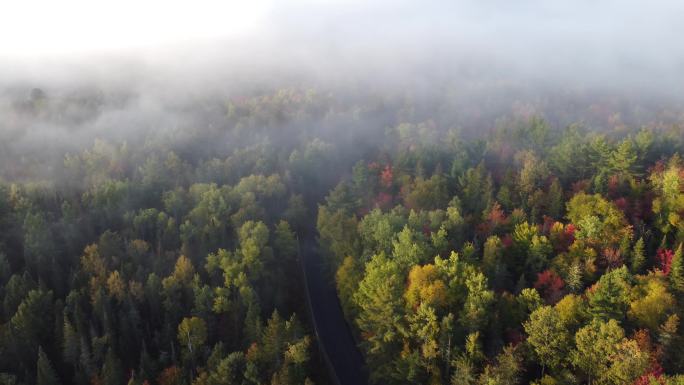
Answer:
1, 0, 683, 183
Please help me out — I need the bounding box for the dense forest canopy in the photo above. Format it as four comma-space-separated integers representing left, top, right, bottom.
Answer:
1, 77, 684, 385
2, 1, 684, 385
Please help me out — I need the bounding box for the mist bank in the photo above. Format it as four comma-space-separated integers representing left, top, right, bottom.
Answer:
1, 0, 683, 183
3, 0, 684, 93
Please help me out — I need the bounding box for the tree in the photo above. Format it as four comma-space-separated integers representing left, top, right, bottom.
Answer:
261, 310, 286, 373
177, 317, 208, 363
334, 257, 361, 314
631, 237, 646, 274
587, 266, 631, 322
10, 289, 54, 371
524, 306, 570, 376
106, 271, 126, 301
102, 348, 124, 385
317, 206, 359, 265
404, 264, 447, 309
566, 192, 630, 247
478, 345, 522, 385
533, 270, 565, 304
572, 319, 624, 385
62, 316, 80, 367
628, 275, 675, 330
566, 262, 583, 293
604, 339, 650, 385
670, 243, 684, 292
36, 347, 61, 385
608, 138, 638, 177
273, 221, 297, 262
353, 253, 405, 381
157, 366, 183, 385
482, 236, 508, 289
651, 163, 684, 243
459, 272, 494, 333
458, 163, 493, 216
451, 357, 477, 385
392, 226, 425, 268
547, 178, 564, 219
407, 303, 441, 378
237, 220, 271, 281
163, 255, 195, 289
554, 294, 588, 331
403, 174, 449, 210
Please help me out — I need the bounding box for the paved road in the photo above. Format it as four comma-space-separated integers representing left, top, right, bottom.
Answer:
300, 238, 369, 385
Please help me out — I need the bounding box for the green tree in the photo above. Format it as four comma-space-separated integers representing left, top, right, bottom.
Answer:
587, 266, 631, 322
317, 206, 359, 266
478, 345, 522, 385
566, 192, 630, 247
524, 306, 569, 376
177, 316, 208, 364
459, 272, 494, 333
36, 347, 61, 385
458, 163, 493, 216
628, 275, 675, 330
9, 289, 54, 371
604, 339, 650, 385
631, 237, 646, 274
608, 138, 638, 177
102, 348, 124, 385
670, 243, 684, 292
572, 319, 624, 385
353, 253, 405, 382
651, 163, 684, 243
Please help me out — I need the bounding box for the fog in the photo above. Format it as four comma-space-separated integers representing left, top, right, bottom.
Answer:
3, 0, 684, 91
1, 0, 683, 182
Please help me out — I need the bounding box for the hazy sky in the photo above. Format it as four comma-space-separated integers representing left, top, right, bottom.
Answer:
0, 0, 273, 56
1, 0, 683, 94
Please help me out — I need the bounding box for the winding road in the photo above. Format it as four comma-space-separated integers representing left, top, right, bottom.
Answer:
300, 237, 369, 385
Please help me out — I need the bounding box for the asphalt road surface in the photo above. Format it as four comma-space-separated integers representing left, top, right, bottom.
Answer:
300, 237, 369, 385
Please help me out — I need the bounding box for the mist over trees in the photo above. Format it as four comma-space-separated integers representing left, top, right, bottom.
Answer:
2, 1, 684, 385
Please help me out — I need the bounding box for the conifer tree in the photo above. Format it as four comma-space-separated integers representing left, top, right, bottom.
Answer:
670, 243, 684, 292
631, 237, 646, 274
37, 347, 61, 385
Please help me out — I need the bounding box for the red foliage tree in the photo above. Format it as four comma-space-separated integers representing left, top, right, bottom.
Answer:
565, 223, 576, 238
488, 202, 506, 227
534, 269, 565, 304
373, 192, 393, 210
633, 364, 664, 385
380, 165, 393, 189
613, 197, 628, 212
657, 248, 674, 275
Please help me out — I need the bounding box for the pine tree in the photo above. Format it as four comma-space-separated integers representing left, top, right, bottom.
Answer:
566, 262, 583, 293
670, 243, 684, 292
62, 316, 80, 366
631, 237, 646, 274
547, 178, 564, 219
102, 348, 124, 385
37, 346, 61, 385
587, 267, 631, 322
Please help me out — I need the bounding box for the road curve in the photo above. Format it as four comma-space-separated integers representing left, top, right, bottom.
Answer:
299, 237, 369, 385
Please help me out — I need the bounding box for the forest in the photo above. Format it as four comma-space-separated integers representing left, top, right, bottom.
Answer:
0, 79, 683, 385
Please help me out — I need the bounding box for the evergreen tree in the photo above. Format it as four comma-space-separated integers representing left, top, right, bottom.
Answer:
631, 237, 646, 274
36, 347, 61, 385
566, 262, 583, 293
670, 243, 684, 292
102, 348, 124, 385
